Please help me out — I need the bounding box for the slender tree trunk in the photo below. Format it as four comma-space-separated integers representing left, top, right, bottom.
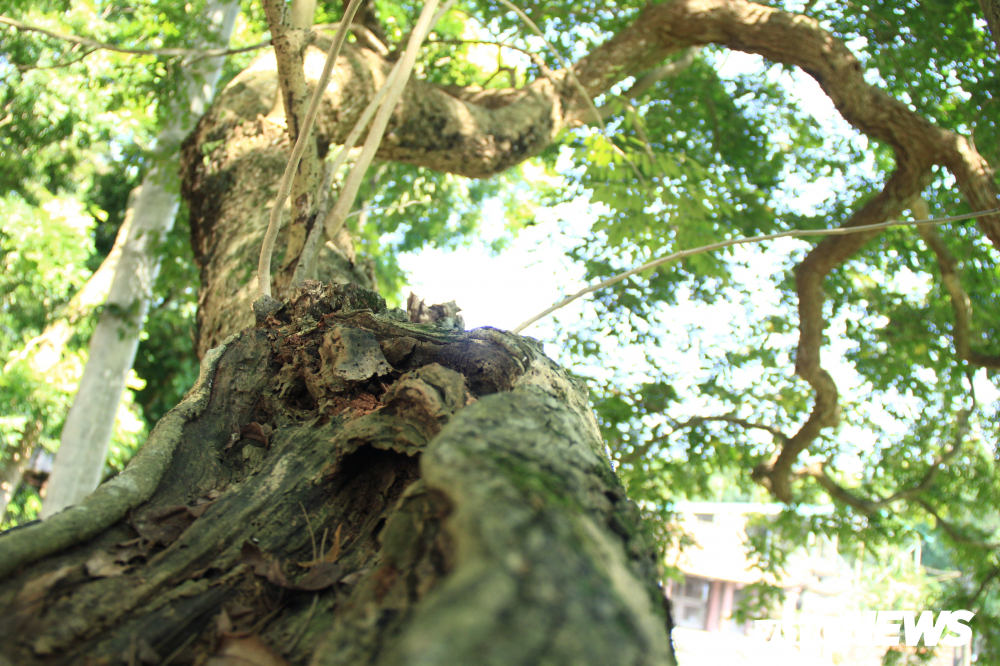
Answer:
0, 207, 136, 512
40, 0, 241, 518
11, 198, 135, 377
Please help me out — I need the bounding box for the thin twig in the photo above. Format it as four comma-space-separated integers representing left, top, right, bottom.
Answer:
494, 0, 603, 129
159, 631, 199, 666
917, 499, 1000, 550
256, 0, 365, 300
912, 197, 1000, 369
0, 15, 268, 59
346, 200, 426, 218
512, 208, 1000, 333
322, 0, 457, 242
424, 37, 550, 72
300, 502, 317, 561
14, 47, 97, 71
971, 567, 1000, 605
295, 58, 405, 283
800, 401, 973, 513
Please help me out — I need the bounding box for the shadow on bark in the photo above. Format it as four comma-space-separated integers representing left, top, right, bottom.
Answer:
0, 282, 676, 666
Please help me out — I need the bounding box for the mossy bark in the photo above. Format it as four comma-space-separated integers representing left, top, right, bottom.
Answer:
0, 282, 676, 666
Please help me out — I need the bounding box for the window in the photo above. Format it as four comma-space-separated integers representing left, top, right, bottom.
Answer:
682, 576, 710, 602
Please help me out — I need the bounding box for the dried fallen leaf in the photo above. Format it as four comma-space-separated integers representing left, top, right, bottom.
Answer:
240, 541, 291, 588
242, 541, 342, 591
133, 505, 202, 548
16, 564, 78, 608
240, 422, 272, 448
294, 563, 344, 591
205, 634, 289, 666
85, 550, 129, 578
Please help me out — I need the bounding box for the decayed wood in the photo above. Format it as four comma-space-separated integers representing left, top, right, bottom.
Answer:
0, 282, 674, 666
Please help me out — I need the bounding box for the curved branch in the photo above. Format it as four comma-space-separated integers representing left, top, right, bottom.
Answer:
0, 15, 268, 60
911, 198, 1000, 369
424, 37, 550, 73
917, 499, 1000, 550
620, 413, 788, 465
754, 170, 926, 501
574, 0, 1000, 247
797, 404, 972, 514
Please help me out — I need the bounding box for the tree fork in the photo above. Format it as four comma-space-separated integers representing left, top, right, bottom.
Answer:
0, 282, 676, 666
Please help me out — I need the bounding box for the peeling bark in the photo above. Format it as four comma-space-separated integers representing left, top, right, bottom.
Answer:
0, 283, 675, 666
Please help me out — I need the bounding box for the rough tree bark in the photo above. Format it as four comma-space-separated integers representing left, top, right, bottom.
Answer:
0, 282, 675, 665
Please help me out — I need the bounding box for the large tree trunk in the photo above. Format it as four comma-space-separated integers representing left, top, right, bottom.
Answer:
0, 12, 673, 662
0, 281, 676, 665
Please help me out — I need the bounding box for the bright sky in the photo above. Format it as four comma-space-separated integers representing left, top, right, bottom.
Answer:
396, 51, 1000, 435
398, 53, 836, 343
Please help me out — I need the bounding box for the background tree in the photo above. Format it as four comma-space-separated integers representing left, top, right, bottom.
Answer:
0, 0, 998, 663
39, 0, 241, 519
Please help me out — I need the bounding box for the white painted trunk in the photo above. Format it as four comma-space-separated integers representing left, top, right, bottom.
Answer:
41, 0, 241, 518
